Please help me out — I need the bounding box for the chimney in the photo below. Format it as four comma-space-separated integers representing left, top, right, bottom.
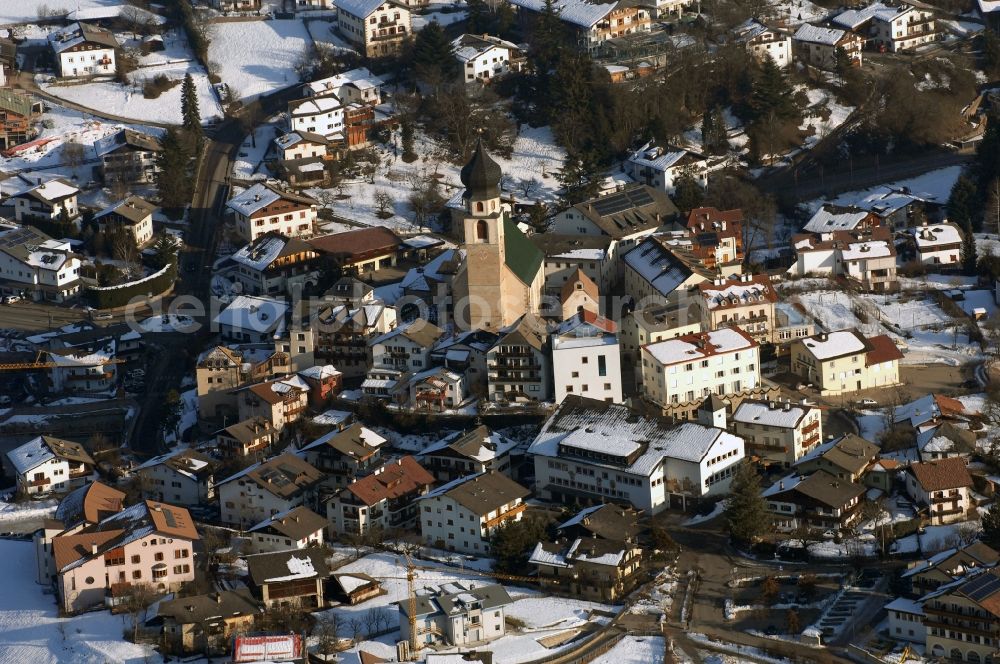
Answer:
783, 402, 790, 411
216, 593, 223, 604
90, 542, 98, 555
779, 480, 784, 490
254, 194, 261, 202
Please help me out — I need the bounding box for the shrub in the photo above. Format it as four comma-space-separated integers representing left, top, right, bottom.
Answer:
143, 74, 180, 99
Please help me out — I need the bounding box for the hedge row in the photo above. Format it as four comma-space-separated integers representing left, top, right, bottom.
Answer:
85, 261, 177, 309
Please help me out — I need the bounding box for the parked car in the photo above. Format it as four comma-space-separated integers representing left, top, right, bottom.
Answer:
2, 295, 21, 304
856, 398, 878, 408
92, 311, 113, 321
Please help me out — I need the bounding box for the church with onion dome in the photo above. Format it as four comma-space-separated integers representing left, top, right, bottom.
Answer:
451, 139, 545, 331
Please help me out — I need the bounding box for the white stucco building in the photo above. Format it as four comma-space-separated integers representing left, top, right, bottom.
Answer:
551, 310, 623, 405
529, 395, 746, 512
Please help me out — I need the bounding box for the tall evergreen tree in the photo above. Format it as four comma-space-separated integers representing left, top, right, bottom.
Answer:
156, 127, 193, 210
748, 55, 798, 123
413, 22, 457, 87
983, 501, 1000, 550
961, 222, 978, 275
672, 174, 704, 213
180, 73, 202, 143
702, 105, 728, 155
724, 462, 769, 548
948, 174, 979, 231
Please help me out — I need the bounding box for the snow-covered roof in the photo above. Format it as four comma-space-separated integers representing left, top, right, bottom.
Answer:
732, 400, 811, 429
529, 396, 743, 476
841, 239, 892, 261
213, 295, 288, 334
884, 596, 924, 616
833, 2, 910, 29
626, 140, 699, 172
451, 34, 518, 62
300, 364, 341, 380
13, 178, 78, 203
48, 22, 119, 53
306, 67, 382, 94
623, 238, 694, 298
799, 330, 867, 360
289, 94, 342, 117
643, 327, 755, 366
793, 23, 849, 46
335, 0, 401, 18
761, 473, 806, 498
6, 436, 56, 475
231, 235, 287, 271
803, 206, 870, 233
508, 0, 619, 28
913, 223, 962, 250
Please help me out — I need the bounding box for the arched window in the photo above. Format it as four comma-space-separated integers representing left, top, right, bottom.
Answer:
969, 652, 981, 664
475, 201, 484, 213
476, 220, 489, 241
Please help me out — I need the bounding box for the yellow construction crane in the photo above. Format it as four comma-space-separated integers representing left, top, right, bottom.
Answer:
0, 351, 126, 371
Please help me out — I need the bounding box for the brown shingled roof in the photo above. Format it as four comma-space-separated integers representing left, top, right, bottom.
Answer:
345, 456, 434, 507
560, 267, 599, 305
309, 227, 402, 262
865, 334, 904, 366
909, 457, 973, 492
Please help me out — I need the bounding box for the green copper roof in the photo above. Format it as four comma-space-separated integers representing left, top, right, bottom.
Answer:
503, 216, 543, 287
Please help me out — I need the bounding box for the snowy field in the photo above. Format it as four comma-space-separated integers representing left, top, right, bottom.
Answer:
591, 636, 665, 664
0, 538, 160, 664
799, 88, 853, 150
208, 19, 311, 101
305, 19, 358, 54
0, 497, 57, 524
39, 63, 222, 125
306, 125, 566, 232
0, 104, 162, 182
319, 552, 617, 663
0, 0, 124, 25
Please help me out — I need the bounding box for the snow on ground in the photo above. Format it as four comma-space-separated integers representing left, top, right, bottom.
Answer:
39, 67, 222, 124
138, 314, 197, 333
769, 0, 826, 24
0, 497, 57, 524
413, 8, 469, 30
505, 596, 615, 629
856, 410, 888, 441
590, 636, 665, 664
319, 552, 618, 663
790, 290, 880, 336
232, 123, 280, 181
799, 88, 854, 150
305, 18, 358, 54
0, 538, 160, 664
0, 0, 124, 25
806, 165, 963, 215
0, 105, 162, 181
684, 500, 726, 525
208, 19, 311, 101
308, 125, 566, 231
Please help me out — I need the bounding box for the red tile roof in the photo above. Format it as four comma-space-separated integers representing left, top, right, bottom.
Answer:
346, 456, 434, 507
909, 457, 973, 492
865, 334, 904, 366
309, 227, 402, 262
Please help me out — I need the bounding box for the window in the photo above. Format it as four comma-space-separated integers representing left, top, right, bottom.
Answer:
131, 555, 141, 564
598, 355, 607, 376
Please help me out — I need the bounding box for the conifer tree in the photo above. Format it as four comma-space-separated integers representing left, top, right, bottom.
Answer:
180, 73, 203, 146
948, 174, 979, 231
961, 222, 978, 275
749, 55, 798, 123
983, 501, 1000, 550
724, 462, 769, 548
156, 127, 193, 210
